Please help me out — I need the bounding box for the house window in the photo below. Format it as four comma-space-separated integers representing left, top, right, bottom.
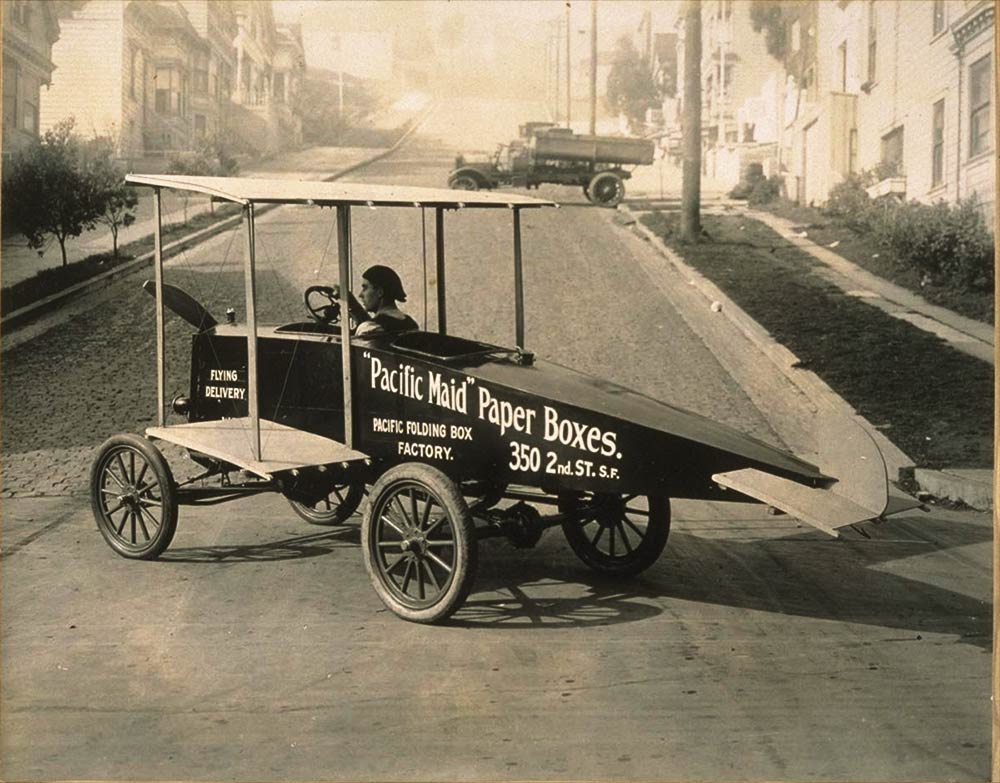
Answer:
848, 128, 858, 173
880, 126, 904, 175
3, 59, 18, 130
931, 99, 944, 186
130, 48, 138, 99
194, 51, 209, 93
791, 19, 801, 52
969, 54, 992, 157
867, 1, 877, 84
838, 41, 847, 91
932, 0, 945, 36
273, 72, 285, 103
22, 100, 37, 133
155, 68, 180, 114
194, 114, 206, 137
803, 64, 817, 101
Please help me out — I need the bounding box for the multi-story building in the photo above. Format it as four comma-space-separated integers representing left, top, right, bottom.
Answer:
272, 24, 305, 146
675, 0, 783, 185
2, 0, 61, 164
754, 0, 994, 212
852, 0, 994, 216
142, 1, 203, 157
38, 0, 158, 161
39, 0, 302, 162
178, 0, 238, 143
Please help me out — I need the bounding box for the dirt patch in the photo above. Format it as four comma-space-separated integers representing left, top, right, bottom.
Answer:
640, 211, 993, 470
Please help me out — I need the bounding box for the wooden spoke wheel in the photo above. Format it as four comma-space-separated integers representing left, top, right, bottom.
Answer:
362, 463, 477, 624
90, 434, 178, 560
587, 171, 625, 207
449, 174, 480, 191
288, 482, 365, 526
560, 492, 670, 576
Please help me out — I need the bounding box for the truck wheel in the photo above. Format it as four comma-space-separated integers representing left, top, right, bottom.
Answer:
363, 463, 478, 624
449, 174, 480, 191
587, 172, 625, 206
91, 434, 178, 560
559, 493, 670, 576
287, 482, 365, 526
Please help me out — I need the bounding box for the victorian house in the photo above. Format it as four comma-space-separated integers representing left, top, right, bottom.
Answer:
38, 0, 302, 164
2, 0, 61, 164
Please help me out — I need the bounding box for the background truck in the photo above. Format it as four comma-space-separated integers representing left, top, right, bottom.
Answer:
448, 123, 655, 207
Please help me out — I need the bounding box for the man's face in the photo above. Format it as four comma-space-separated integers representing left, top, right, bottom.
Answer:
360, 278, 381, 312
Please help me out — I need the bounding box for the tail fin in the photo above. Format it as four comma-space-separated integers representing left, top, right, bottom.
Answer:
713, 416, 920, 537
142, 280, 218, 331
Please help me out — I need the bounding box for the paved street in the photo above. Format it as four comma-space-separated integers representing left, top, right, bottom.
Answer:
0, 97, 992, 781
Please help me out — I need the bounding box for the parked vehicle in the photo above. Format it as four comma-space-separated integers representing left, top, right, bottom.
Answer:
90, 175, 917, 624
448, 124, 655, 206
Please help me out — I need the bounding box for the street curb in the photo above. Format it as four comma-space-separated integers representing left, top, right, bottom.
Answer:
0, 102, 437, 340
913, 468, 993, 511
621, 204, 917, 486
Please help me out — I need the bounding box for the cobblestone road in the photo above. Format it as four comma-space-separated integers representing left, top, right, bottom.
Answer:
2, 97, 776, 500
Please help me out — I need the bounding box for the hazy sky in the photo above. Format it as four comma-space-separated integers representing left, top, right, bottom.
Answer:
273, 0, 679, 73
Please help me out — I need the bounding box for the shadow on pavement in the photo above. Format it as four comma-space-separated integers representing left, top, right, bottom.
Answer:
160, 525, 360, 563
451, 582, 662, 628
645, 512, 992, 650
147, 507, 988, 646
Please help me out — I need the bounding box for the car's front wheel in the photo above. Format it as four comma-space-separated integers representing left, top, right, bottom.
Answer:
362, 463, 477, 623
449, 174, 480, 191
91, 434, 178, 560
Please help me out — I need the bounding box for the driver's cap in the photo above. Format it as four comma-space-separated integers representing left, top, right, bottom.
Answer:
363, 265, 407, 302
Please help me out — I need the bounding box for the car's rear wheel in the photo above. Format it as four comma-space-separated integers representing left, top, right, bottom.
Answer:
586, 171, 625, 206
559, 492, 670, 576
449, 174, 480, 191
363, 463, 477, 624
288, 482, 365, 526
91, 434, 178, 560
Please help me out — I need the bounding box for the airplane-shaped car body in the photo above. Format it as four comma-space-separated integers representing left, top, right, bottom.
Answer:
89, 175, 917, 624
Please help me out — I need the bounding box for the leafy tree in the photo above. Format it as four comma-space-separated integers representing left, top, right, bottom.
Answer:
82, 135, 138, 259
296, 71, 384, 145
606, 36, 661, 131
749, 0, 788, 61
2, 117, 102, 266
166, 135, 240, 222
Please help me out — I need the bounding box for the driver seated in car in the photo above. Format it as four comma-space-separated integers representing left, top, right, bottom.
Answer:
331, 264, 419, 336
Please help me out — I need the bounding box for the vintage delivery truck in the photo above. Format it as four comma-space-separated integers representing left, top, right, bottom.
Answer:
91, 175, 918, 625
448, 124, 655, 206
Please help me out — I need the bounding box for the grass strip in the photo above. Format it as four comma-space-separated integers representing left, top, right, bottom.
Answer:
640, 211, 992, 469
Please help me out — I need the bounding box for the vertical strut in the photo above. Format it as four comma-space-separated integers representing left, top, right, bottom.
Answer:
513, 208, 525, 348
337, 204, 354, 447
435, 207, 446, 335
153, 188, 165, 427
243, 202, 261, 461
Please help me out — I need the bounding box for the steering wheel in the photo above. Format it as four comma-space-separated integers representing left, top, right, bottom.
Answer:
304, 285, 342, 325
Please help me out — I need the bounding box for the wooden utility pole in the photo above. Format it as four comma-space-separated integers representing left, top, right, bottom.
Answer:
554, 20, 561, 123
681, 0, 702, 241
589, 0, 597, 134
566, 2, 572, 127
